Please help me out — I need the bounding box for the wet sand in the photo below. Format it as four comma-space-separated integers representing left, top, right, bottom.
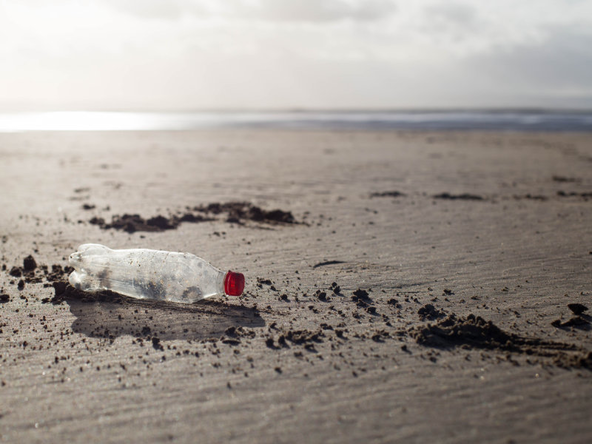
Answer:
1, 130, 591, 443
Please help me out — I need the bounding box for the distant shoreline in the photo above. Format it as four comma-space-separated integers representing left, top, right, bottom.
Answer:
0, 109, 591, 132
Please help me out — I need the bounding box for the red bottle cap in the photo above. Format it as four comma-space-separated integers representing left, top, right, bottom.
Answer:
224, 271, 245, 296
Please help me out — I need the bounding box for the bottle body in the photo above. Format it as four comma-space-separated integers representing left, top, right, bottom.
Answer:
68, 244, 234, 303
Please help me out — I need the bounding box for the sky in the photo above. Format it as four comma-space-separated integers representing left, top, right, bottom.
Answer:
1, 0, 592, 111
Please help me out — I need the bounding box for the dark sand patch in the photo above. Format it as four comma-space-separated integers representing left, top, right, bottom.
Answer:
557, 191, 592, 200
194, 202, 298, 225
552, 176, 580, 183
433, 193, 485, 201
370, 191, 406, 198
510, 191, 592, 202
88, 202, 299, 233
514, 194, 549, 201
89, 213, 214, 234
411, 314, 592, 370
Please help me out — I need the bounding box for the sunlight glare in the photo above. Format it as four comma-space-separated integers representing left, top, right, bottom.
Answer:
0, 112, 162, 131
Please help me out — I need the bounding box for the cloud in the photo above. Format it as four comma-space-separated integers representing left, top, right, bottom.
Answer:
425, 1, 477, 26
466, 25, 592, 95
104, 0, 204, 20
251, 0, 396, 23
105, 0, 397, 23
1, 0, 592, 110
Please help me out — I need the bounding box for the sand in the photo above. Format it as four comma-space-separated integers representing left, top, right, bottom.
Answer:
0, 129, 591, 443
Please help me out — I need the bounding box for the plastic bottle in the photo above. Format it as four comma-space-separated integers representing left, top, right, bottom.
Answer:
68, 243, 244, 303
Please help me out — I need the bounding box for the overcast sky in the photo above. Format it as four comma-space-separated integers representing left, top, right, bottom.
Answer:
1, 0, 591, 111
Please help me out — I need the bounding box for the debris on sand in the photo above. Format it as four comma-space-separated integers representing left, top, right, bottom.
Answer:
330, 282, 341, 295
417, 304, 446, 321
7, 255, 44, 284
351, 289, 372, 308
568, 303, 589, 315
316, 290, 328, 302
23, 255, 37, 272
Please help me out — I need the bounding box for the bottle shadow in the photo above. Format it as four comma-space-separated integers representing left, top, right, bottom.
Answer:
62, 289, 265, 341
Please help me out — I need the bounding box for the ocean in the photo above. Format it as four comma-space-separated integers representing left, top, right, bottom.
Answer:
0, 110, 591, 132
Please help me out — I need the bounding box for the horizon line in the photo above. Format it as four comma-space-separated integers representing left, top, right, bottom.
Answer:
2, 107, 592, 114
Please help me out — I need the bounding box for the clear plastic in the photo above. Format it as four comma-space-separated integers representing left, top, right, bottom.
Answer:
68, 244, 244, 303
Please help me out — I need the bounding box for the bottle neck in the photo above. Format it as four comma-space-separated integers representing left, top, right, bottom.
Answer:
217, 271, 227, 296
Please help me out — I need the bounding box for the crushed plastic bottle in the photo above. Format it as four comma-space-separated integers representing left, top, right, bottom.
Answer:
68, 244, 244, 303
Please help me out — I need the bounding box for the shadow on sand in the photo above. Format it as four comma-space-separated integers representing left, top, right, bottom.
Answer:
60, 288, 264, 341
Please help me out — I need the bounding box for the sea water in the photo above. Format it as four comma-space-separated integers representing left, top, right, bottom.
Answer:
0, 110, 591, 132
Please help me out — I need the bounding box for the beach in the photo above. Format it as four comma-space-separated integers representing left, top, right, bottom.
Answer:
1, 129, 591, 443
